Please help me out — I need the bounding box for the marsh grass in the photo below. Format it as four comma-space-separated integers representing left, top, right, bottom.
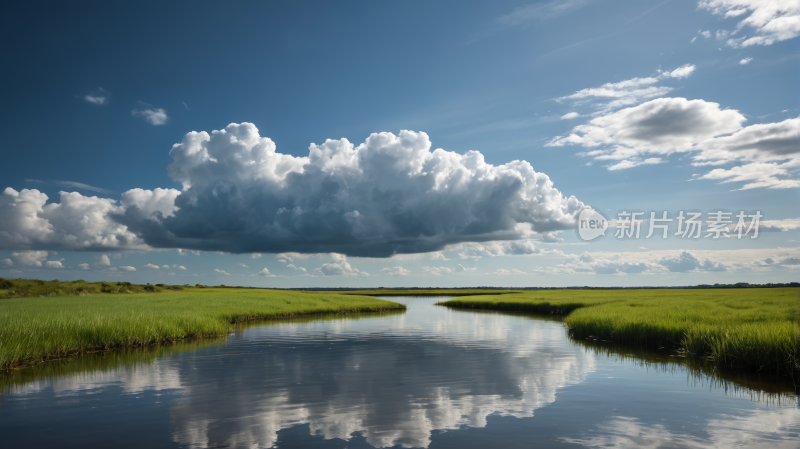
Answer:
571, 334, 798, 407
0, 287, 404, 369
0, 278, 186, 299
440, 288, 799, 376
1, 338, 223, 392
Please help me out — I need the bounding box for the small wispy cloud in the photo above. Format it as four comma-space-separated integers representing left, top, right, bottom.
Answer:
380, 266, 411, 276
286, 263, 307, 273
84, 87, 109, 105
661, 64, 695, 79
132, 103, 169, 125
556, 64, 696, 113
739, 57, 753, 65
468, 0, 590, 43
25, 179, 113, 194
54, 180, 114, 194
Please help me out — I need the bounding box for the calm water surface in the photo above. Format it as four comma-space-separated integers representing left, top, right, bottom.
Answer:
1, 296, 798, 448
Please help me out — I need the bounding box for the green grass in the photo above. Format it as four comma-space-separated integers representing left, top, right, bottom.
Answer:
440, 288, 799, 376
1, 338, 223, 391
0, 286, 404, 369
0, 277, 191, 299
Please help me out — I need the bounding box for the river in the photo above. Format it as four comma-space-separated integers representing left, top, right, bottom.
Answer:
1, 296, 797, 448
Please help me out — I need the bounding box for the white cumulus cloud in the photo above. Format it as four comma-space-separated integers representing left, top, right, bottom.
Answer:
553, 93, 798, 189
131, 123, 584, 256
11, 250, 49, 267
120, 188, 180, 218
699, 0, 800, 47
315, 254, 366, 276
548, 97, 749, 170
552, 102, 800, 188
694, 117, 800, 189
1, 123, 584, 257
0, 188, 154, 251
538, 247, 800, 276
452, 240, 545, 259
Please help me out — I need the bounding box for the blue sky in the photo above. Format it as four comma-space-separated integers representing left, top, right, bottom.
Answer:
1, 0, 798, 287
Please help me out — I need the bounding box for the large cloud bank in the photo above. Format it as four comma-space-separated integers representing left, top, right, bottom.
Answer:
1, 123, 584, 257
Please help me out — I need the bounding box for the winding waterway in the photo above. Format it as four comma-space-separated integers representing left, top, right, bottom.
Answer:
1, 296, 798, 448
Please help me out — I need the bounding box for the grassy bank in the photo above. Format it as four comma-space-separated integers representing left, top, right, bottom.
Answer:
0, 278, 191, 298
0, 285, 404, 369
440, 288, 799, 376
